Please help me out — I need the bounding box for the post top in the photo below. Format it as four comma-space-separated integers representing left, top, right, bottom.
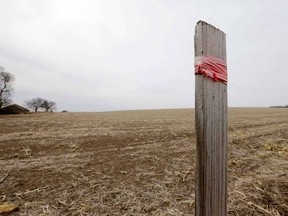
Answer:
196, 20, 225, 35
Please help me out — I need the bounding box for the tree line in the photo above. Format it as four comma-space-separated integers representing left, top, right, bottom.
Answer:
25, 98, 56, 112
0, 66, 57, 112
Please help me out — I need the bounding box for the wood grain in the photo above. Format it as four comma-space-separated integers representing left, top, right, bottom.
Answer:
194, 21, 227, 216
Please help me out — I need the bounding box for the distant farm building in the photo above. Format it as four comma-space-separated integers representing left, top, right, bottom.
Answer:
0, 104, 29, 115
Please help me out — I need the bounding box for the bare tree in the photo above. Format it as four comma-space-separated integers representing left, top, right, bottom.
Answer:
41, 100, 57, 112
25, 98, 45, 112
0, 67, 15, 108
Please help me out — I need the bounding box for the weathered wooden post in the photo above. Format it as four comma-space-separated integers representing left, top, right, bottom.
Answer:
194, 21, 228, 216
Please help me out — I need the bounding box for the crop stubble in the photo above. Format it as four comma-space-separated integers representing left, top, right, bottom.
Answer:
0, 108, 287, 215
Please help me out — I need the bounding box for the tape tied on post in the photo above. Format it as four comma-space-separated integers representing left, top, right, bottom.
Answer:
195, 56, 227, 85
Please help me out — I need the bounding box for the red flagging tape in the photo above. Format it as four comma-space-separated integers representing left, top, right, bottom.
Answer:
195, 56, 227, 85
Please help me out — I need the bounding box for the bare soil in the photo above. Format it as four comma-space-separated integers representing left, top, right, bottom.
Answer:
0, 108, 287, 215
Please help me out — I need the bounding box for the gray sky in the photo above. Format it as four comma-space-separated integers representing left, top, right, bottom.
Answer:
1, 0, 287, 111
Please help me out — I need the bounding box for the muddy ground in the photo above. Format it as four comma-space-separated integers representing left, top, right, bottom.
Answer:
0, 108, 287, 215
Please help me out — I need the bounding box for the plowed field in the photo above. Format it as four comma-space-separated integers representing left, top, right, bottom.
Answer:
0, 108, 287, 215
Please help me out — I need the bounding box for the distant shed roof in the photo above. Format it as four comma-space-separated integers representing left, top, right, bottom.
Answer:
0, 104, 29, 115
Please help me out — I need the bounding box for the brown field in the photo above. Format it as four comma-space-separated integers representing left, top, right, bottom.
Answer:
0, 108, 287, 216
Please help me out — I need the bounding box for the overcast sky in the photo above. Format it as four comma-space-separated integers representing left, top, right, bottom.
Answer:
1, 0, 287, 111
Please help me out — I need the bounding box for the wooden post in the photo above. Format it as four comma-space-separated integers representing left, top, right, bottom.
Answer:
194, 21, 227, 216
